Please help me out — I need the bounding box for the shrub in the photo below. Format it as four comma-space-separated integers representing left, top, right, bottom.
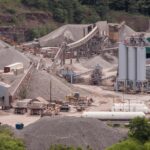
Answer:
128, 117, 150, 142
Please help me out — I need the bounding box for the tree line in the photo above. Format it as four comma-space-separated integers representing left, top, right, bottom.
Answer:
21, 0, 150, 23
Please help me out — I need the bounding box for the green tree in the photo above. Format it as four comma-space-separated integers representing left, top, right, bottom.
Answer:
129, 117, 150, 142
106, 139, 144, 150
73, 7, 84, 23
53, 8, 67, 23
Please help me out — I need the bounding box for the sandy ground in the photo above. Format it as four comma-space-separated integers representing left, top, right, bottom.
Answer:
0, 111, 40, 127
1, 83, 150, 127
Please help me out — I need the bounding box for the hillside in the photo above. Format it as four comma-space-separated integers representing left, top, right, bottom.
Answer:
0, 0, 149, 42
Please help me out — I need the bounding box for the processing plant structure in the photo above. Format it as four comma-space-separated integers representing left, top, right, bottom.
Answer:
116, 33, 150, 92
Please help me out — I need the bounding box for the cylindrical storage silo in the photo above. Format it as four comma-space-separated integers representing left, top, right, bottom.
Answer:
137, 47, 146, 81
118, 43, 127, 80
128, 47, 136, 81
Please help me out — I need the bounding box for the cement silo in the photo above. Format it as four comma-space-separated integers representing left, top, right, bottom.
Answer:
118, 43, 127, 80
137, 47, 146, 81
128, 47, 136, 81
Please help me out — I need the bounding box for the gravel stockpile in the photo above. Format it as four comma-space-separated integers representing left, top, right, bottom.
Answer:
0, 41, 30, 69
27, 70, 73, 101
81, 56, 112, 69
39, 24, 90, 47
20, 117, 126, 150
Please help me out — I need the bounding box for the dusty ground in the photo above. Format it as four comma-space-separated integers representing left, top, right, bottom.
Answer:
0, 111, 40, 127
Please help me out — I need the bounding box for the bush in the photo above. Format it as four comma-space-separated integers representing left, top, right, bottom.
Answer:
144, 142, 150, 150
128, 117, 150, 142
0, 126, 25, 150
50, 145, 81, 150
106, 139, 144, 150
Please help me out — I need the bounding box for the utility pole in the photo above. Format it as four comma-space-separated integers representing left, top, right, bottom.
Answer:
50, 79, 52, 103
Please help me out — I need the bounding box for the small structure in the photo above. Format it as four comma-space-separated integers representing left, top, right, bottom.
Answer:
4, 62, 24, 73
90, 65, 102, 85
0, 82, 11, 109
28, 97, 49, 115
111, 103, 150, 114
13, 99, 32, 114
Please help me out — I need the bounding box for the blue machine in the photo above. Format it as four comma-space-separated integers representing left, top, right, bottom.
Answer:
15, 123, 24, 129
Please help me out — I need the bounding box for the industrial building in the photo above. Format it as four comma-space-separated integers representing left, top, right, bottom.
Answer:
0, 82, 11, 109
116, 34, 150, 92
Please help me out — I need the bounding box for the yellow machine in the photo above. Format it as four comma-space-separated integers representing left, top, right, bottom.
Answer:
66, 92, 81, 103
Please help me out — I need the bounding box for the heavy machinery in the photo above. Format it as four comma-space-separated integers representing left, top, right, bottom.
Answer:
66, 92, 81, 103
60, 103, 70, 112
66, 92, 93, 111
41, 103, 60, 117
41, 108, 52, 117
90, 65, 102, 85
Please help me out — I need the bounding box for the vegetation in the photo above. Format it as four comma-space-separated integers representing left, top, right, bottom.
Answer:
129, 117, 150, 142
21, 0, 150, 23
49, 145, 92, 150
0, 0, 149, 40
0, 0, 149, 24
106, 117, 150, 150
0, 126, 25, 150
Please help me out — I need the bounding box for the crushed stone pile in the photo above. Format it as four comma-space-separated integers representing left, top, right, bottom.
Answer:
19, 117, 126, 150
0, 40, 30, 69
81, 56, 113, 69
26, 70, 74, 100
39, 24, 90, 47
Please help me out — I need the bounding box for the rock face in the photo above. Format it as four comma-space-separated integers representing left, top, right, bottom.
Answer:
19, 117, 127, 150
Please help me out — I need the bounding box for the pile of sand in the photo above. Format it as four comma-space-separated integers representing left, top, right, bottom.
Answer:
19, 116, 126, 150
0, 40, 30, 69
39, 24, 90, 47
26, 70, 74, 101
81, 56, 112, 69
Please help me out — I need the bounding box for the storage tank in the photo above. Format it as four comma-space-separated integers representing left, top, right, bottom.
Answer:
128, 47, 136, 81
82, 112, 145, 120
111, 103, 149, 113
137, 47, 146, 81
118, 43, 127, 80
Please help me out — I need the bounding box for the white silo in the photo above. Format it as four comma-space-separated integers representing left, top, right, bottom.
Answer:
128, 47, 136, 81
137, 47, 146, 81
118, 43, 127, 80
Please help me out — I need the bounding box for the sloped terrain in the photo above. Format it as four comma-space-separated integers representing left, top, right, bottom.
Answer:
0, 40, 30, 69
19, 116, 127, 150
26, 70, 74, 101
